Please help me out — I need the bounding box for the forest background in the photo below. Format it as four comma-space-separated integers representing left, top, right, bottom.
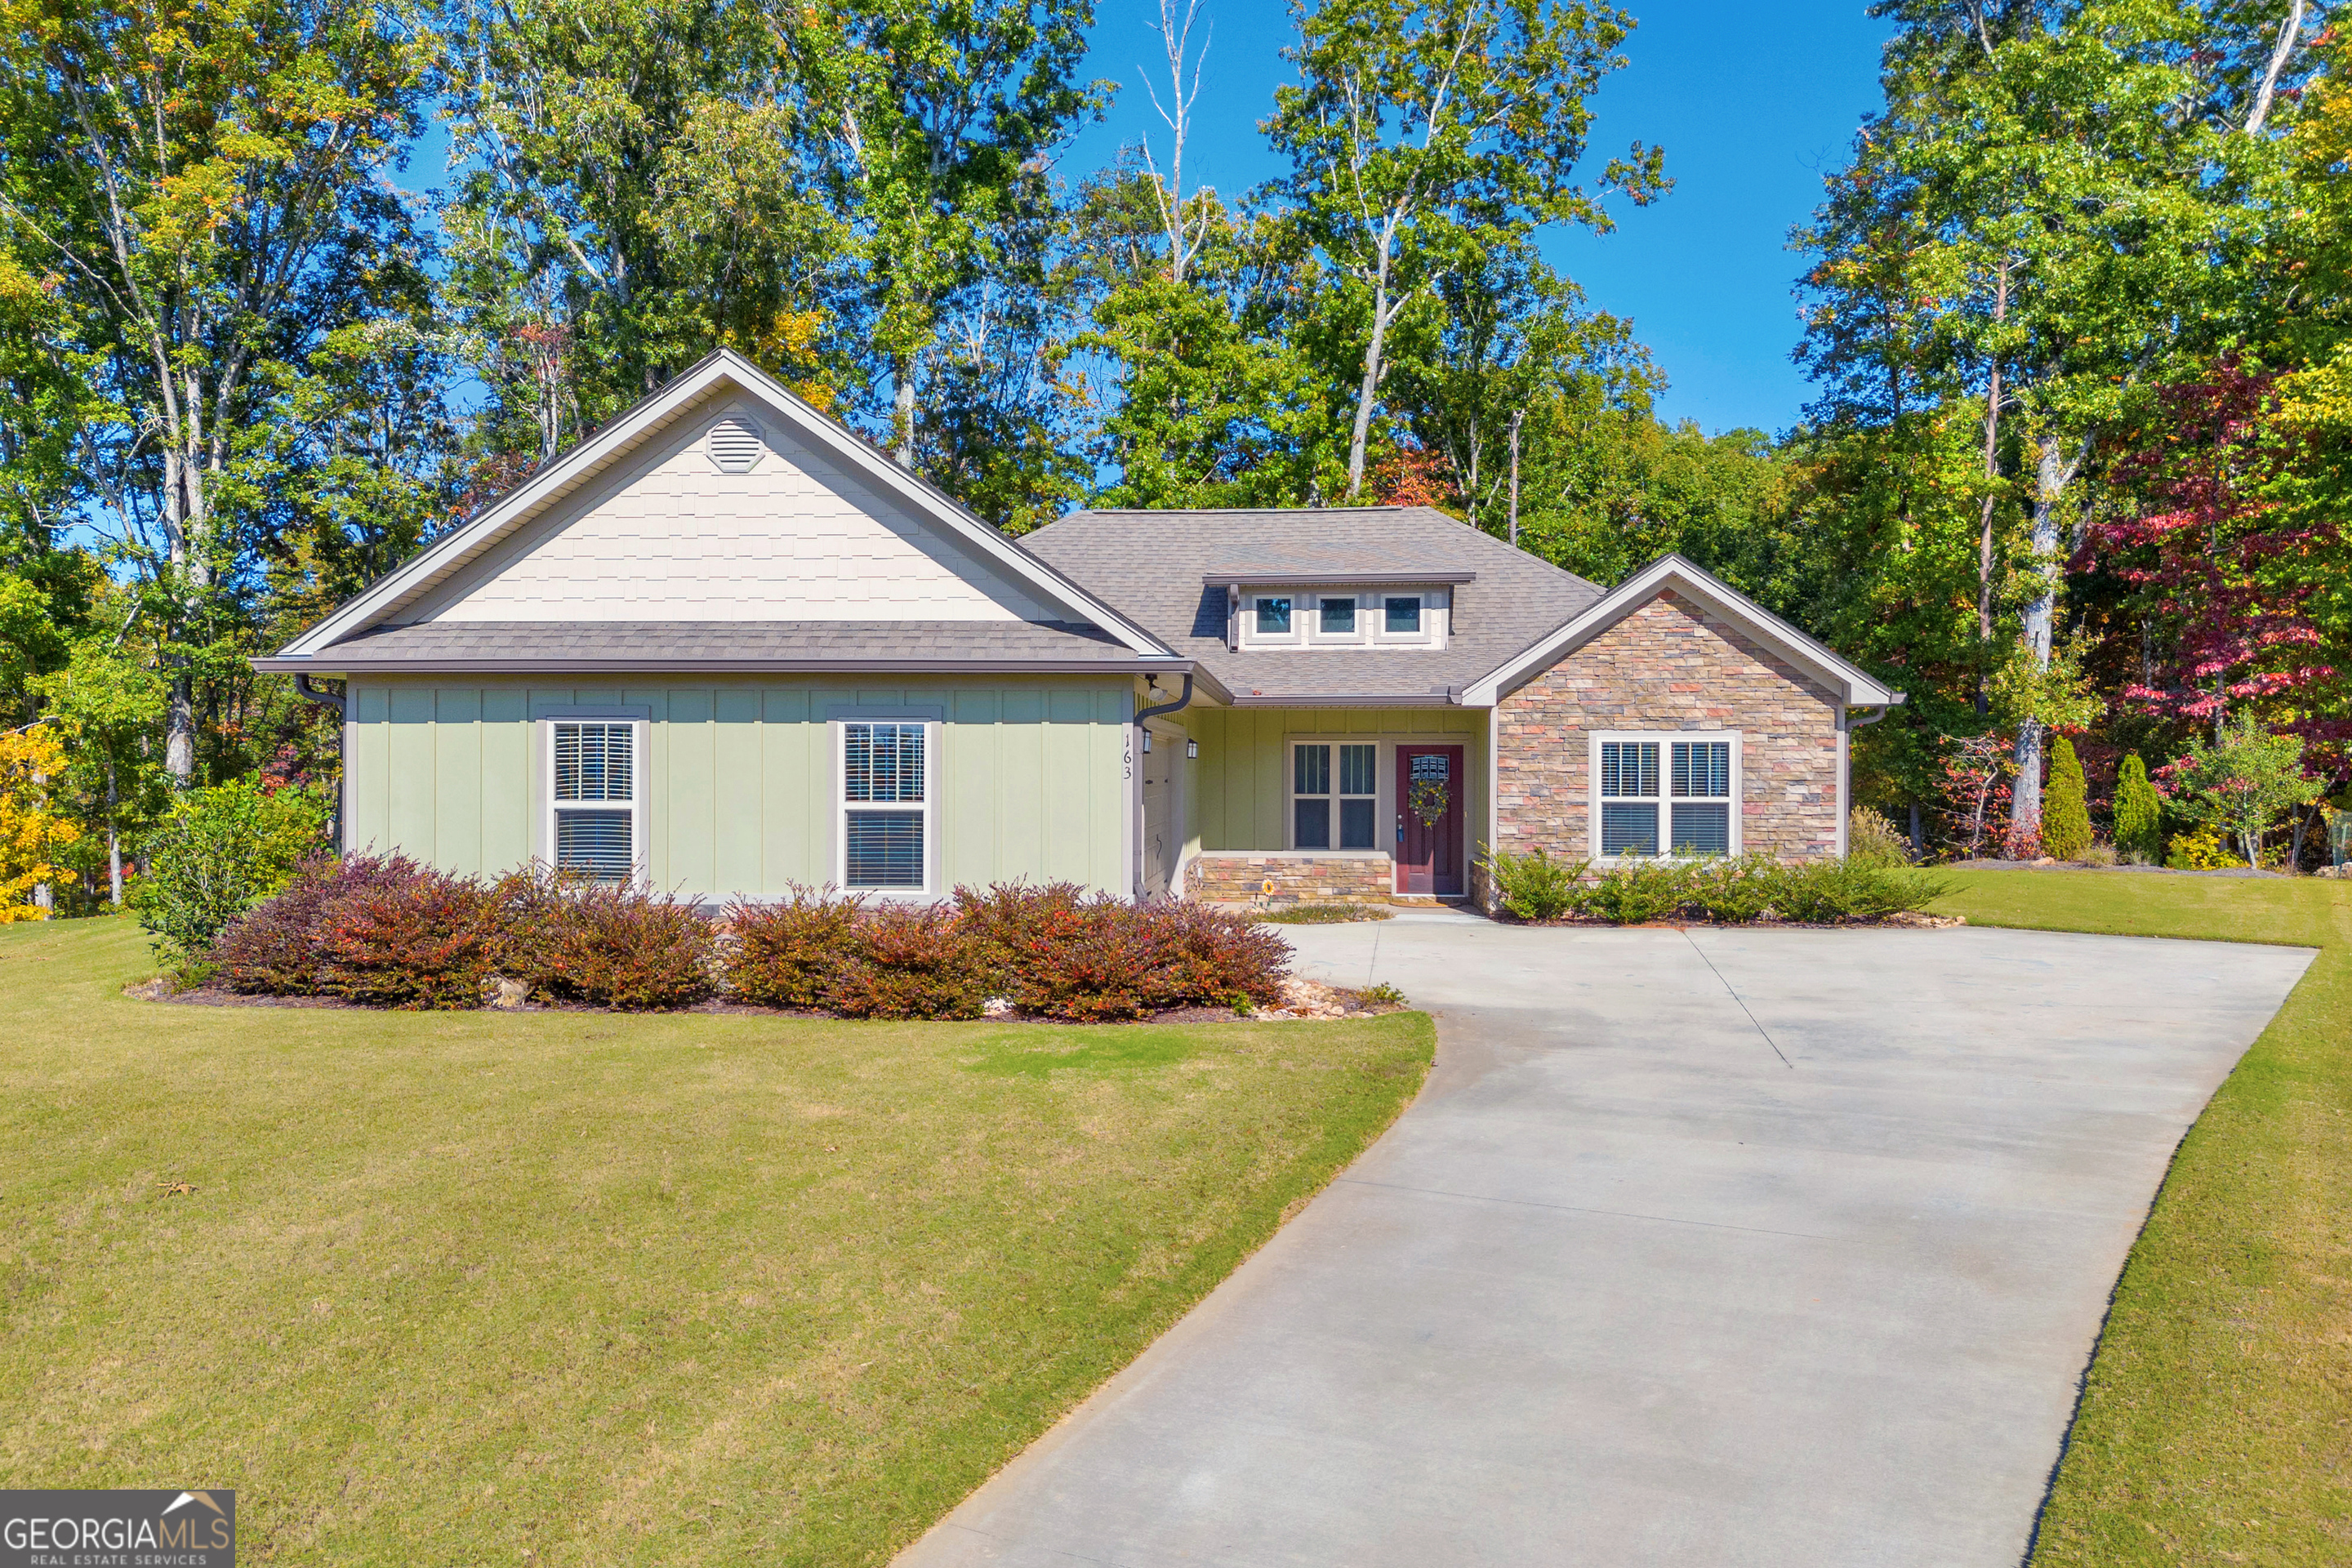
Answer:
4, 0, 2351, 913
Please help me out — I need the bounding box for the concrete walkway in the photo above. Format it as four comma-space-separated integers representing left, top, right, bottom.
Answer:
898, 916, 2314, 1568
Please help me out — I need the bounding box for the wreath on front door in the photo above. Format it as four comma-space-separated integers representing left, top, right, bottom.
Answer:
1408, 776, 1452, 826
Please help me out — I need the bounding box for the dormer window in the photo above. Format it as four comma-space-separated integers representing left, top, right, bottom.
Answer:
1231, 583, 1450, 649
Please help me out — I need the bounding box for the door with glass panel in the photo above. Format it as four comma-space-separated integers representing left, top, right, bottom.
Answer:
1393, 744, 1465, 895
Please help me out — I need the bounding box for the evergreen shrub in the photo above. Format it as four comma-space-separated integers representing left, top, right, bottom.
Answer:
1477, 846, 1588, 920
2113, 754, 2164, 862
132, 779, 332, 961
2042, 737, 2095, 860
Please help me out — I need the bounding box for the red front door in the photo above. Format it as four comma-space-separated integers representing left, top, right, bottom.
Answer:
1396, 745, 1466, 896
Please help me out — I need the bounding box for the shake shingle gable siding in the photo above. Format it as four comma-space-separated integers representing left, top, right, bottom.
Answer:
1020, 506, 1604, 702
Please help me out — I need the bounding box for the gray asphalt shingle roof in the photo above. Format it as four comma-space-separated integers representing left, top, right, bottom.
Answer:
260, 620, 1147, 673
1020, 506, 1605, 701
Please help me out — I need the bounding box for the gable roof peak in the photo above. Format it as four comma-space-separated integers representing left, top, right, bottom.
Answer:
272, 349, 1172, 661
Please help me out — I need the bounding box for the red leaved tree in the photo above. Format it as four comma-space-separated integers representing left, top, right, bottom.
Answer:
2088, 363, 2340, 742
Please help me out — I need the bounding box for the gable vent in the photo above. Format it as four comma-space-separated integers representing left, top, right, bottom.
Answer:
706, 416, 764, 474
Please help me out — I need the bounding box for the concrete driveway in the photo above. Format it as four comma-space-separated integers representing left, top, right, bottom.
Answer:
898, 915, 2314, 1568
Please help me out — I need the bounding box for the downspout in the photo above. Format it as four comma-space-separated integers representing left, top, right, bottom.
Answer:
1841, 697, 1900, 861
1134, 675, 1196, 899
293, 674, 347, 854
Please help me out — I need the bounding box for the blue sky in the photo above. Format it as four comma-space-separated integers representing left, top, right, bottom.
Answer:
396, 4, 1894, 439
1063, 2, 1895, 437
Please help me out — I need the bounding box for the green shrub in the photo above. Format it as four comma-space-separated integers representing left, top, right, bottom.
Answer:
1581, 859, 1695, 924
1847, 806, 1911, 868
1478, 845, 1588, 921
2042, 736, 2095, 861
1771, 859, 1951, 922
131, 779, 332, 960
2113, 753, 2164, 862
1684, 856, 1786, 922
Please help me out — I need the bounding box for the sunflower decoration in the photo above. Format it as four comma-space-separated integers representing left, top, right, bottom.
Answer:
1408, 774, 1451, 826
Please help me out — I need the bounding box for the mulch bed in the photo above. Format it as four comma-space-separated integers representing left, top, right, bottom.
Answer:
126, 978, 1401, 1025
1486, 910, 1967, 931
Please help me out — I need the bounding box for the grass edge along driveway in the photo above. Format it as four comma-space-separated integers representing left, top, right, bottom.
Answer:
0, 918, 1432, 1567
1933, 871, 2350, 1568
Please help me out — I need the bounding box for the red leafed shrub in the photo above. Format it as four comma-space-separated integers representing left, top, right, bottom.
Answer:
828, 903, 991, 1020
209, 853, 429, 995
956, 883, 1289, 1020
318, 866, 503, 1009
496, 866, 715, 1009
1147, 899, 1291, 1010
722, 885, 866, 1008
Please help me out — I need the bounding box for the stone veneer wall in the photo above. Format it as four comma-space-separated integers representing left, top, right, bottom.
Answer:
1185, 852, 1393, 905
1490, 590, 1842, 893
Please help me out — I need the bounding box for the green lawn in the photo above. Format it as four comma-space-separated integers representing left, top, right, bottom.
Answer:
0, 917, 1432, 1566
1931, 871, 2352, 1567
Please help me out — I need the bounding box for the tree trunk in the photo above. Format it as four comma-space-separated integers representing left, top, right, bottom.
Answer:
2010, 432, 2073, 838
1974, 263, 2007, 719
893, 358, 917, 470
1508, 410, 1523, 547
107, 753, 122, 907
1344, 283, 1391, 501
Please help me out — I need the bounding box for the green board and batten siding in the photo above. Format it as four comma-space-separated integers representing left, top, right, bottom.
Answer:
344, 677, 1134, 895
1175, 706, 1486, 853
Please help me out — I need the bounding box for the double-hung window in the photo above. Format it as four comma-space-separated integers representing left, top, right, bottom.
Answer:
550, 720, 640, 882
1294, 742, 1379, 849
842, 721, 929, 889
1597, 733, 1737, 858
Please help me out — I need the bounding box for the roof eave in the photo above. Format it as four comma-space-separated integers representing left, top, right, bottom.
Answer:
254, 653, 1205, 680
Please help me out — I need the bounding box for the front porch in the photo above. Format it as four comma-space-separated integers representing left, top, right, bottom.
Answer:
1152, 705, 1490, 906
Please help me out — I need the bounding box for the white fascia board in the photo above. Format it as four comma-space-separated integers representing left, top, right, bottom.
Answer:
278, 350, 1172, 659
1460, 554, 1903, 710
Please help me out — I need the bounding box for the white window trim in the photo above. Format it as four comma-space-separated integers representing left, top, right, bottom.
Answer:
1237, 587, 1450, 650
1588, 730, 1743, 862
540, 716, 648, 882
1287, 738, 1386, 853
834, 716, 938, 897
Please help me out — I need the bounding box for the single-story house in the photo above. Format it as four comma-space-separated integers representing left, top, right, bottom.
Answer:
256, 350, 1902, 910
